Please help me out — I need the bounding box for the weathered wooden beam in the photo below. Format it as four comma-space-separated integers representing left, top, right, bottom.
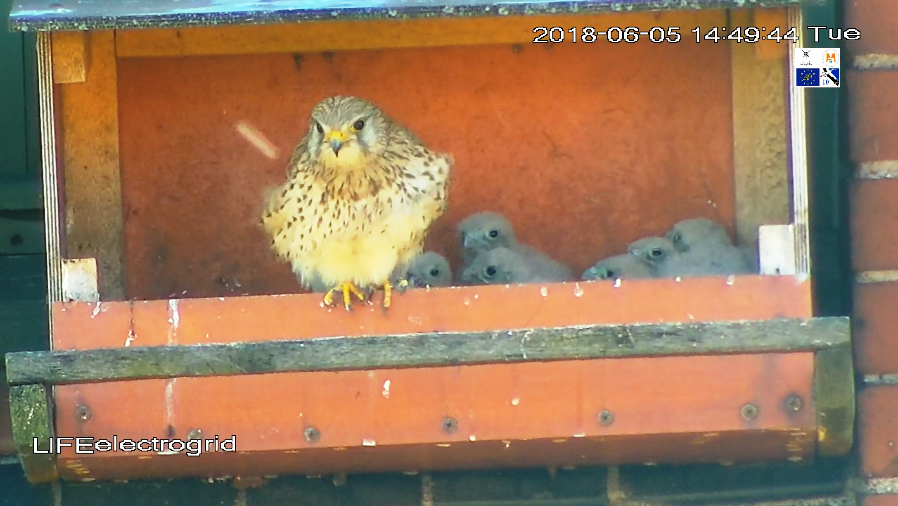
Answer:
5, 317, 849, 386
814, 345, 855, 457
8, 384, 58, 483
729, 8, 790, 251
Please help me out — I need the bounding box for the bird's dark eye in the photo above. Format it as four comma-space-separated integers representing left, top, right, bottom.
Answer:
488, 229, 499, 239
651, 248, 664, 257
353, 119, 365, 131
485, 266, 497, 277
429, 268, 440, 277
606, 269, 616, 278
315, 122, 323, 134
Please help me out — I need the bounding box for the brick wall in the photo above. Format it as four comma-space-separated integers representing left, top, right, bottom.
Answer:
846, 0, 898, 504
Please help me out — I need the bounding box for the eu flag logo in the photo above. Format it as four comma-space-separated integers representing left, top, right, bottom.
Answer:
796, 68, 820, 87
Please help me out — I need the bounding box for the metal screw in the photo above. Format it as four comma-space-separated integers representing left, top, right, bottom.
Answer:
186, 429, 203, 440
441, 417, 458, 434
598, 410, 615, 426
741, 403, 759, 420
304, 427, 320, 443
75, 405, 91, 421
785, 395, 803, 413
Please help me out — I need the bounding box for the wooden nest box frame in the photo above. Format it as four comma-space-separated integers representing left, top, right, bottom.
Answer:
4, 0, 853, 486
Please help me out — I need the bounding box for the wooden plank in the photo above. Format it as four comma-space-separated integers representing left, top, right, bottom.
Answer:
815, 345, 855, 457
729, 8, 790, 250
0, 301, 49, 360
0, 178, 42, 210
0, 215, 43, 255
752, 8, 789, 60
51, 352, 818, 480
6, 317, 848, 386
8, 384, 58, 483
51, 31, 91, 84
114, 10, 726, 57
56, 431, 817, 483
0, 9, 28, 179
59, 30, 125, 300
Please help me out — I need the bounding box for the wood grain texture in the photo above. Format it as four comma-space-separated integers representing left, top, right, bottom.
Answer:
114, 10, 724, 57
751, 8, 789, 60
59, 30, 124, 300
814, 345, 855, 457
5, 316, 849, 385
51, 31, 91, 84
730, 9, 790, 250
50, 275, 813, 352
51, 352, 817, 481
8, 384, 58, 483
116, 38, 738, 300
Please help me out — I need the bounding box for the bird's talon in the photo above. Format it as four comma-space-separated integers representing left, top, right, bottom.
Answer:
323, 282, 366, 311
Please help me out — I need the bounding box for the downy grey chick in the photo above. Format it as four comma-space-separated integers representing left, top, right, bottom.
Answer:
406, 251, 452, 288
664, 218, 754, 276
457, 211, 573, 280
627, 237, 678, 277
582, 254, 654, 281
460, 247, 574, 286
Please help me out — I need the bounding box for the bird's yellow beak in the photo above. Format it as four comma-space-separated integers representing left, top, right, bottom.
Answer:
328, 130, 347, 156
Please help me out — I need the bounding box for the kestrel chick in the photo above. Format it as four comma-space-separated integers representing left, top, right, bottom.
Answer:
628, 236, 678, 272
665, 218, 732, 253
405, 251, 452, 288
461, 247, 574, 286
582, 253, 654, 281
261, 96, 453, 311
457, 211, 573, 280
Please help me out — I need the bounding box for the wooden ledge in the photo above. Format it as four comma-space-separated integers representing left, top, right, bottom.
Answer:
5, 276, 855, 483
6, 317, 848, 386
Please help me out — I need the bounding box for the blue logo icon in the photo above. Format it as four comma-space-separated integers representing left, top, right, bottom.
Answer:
796, 68, 820, 87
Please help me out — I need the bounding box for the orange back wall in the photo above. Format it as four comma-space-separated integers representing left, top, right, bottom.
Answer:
117, 41, 735, 300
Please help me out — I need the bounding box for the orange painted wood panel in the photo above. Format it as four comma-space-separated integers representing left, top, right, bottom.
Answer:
114, 11, 726, 57
57, 430, 816, 482
115, 40, 737, 301
51, 276, 812, 350
53, 352, 816, 481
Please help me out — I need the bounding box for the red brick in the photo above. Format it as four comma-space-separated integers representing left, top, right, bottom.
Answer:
844, 0, 898, 56
854, 282, 898, 375
862, 495, 898, 506
850, 179, 898, 271
859, 386, 898, 478
849, 70, 898, 163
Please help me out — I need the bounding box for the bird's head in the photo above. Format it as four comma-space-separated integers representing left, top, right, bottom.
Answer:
627, 237, 676, 266
460, 247, 519, 285
407, 252, 452, 288
665, 218, 730, 252
457, 212, 516, 261
307, 96, 389, 171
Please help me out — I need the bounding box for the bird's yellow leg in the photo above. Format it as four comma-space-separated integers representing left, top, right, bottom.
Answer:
382, 278, 411, 312
322, 282, 367, 311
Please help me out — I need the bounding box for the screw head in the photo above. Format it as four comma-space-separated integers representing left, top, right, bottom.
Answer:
741, 403, 759, 420
75, 405, 91, 421
598, 410, 614, 426
186, 429, 203, 440
785, 395, 803, 412
304, 427, 320, 443
441, 417, 458, 434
